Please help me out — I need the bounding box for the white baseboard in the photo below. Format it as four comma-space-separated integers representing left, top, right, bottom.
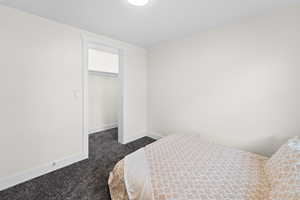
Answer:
88, 123, 118, 135
123, 131, 164, 143
147, 132, 164, 140
121, 130, 151, 144
0, 153, 88, 192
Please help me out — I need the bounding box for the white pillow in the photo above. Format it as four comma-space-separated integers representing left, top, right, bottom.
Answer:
264, 136, 300, 200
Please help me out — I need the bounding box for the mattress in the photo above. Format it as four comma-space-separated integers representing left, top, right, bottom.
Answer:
108, 134, 271, 200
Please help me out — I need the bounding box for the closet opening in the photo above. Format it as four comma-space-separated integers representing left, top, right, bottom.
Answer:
85, 41, 123, 144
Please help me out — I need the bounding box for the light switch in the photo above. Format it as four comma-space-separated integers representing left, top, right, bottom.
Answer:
73, 90, 81, 99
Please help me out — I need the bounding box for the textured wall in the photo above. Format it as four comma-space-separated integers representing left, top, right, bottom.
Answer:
0, 5, 148, 190
148, 6, 300, 156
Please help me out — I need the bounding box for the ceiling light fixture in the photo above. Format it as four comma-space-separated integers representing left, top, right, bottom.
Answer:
128, 0, 149, 6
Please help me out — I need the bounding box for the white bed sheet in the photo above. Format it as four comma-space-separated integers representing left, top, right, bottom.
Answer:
124, 148, 153, 200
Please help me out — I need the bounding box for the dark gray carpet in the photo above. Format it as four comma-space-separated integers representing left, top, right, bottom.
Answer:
0, 128, 155, 200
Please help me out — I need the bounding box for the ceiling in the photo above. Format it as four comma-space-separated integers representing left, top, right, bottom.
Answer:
0, 0, 299, 47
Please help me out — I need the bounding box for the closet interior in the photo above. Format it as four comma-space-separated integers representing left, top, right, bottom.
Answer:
88, 46, 120, 134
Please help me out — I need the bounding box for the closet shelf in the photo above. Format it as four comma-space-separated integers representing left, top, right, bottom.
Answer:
88, 70, 118, 77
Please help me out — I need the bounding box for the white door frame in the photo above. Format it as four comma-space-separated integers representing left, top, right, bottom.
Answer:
82, 35, 124, 157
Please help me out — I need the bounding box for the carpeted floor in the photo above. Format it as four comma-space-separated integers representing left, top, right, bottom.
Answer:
0, 128, 155, 200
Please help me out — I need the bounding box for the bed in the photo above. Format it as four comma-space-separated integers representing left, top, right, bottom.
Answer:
108, 134, 272, 200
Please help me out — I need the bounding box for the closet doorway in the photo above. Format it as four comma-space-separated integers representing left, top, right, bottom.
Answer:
84, 40, 123, 145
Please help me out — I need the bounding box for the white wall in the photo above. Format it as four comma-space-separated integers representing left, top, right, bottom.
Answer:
88, 73, 119, 133
0, 5, 147, 190
148, 6, 300, 156
122, 47, 148, 143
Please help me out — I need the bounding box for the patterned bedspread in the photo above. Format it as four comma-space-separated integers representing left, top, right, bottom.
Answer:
109, 134, 271, 200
